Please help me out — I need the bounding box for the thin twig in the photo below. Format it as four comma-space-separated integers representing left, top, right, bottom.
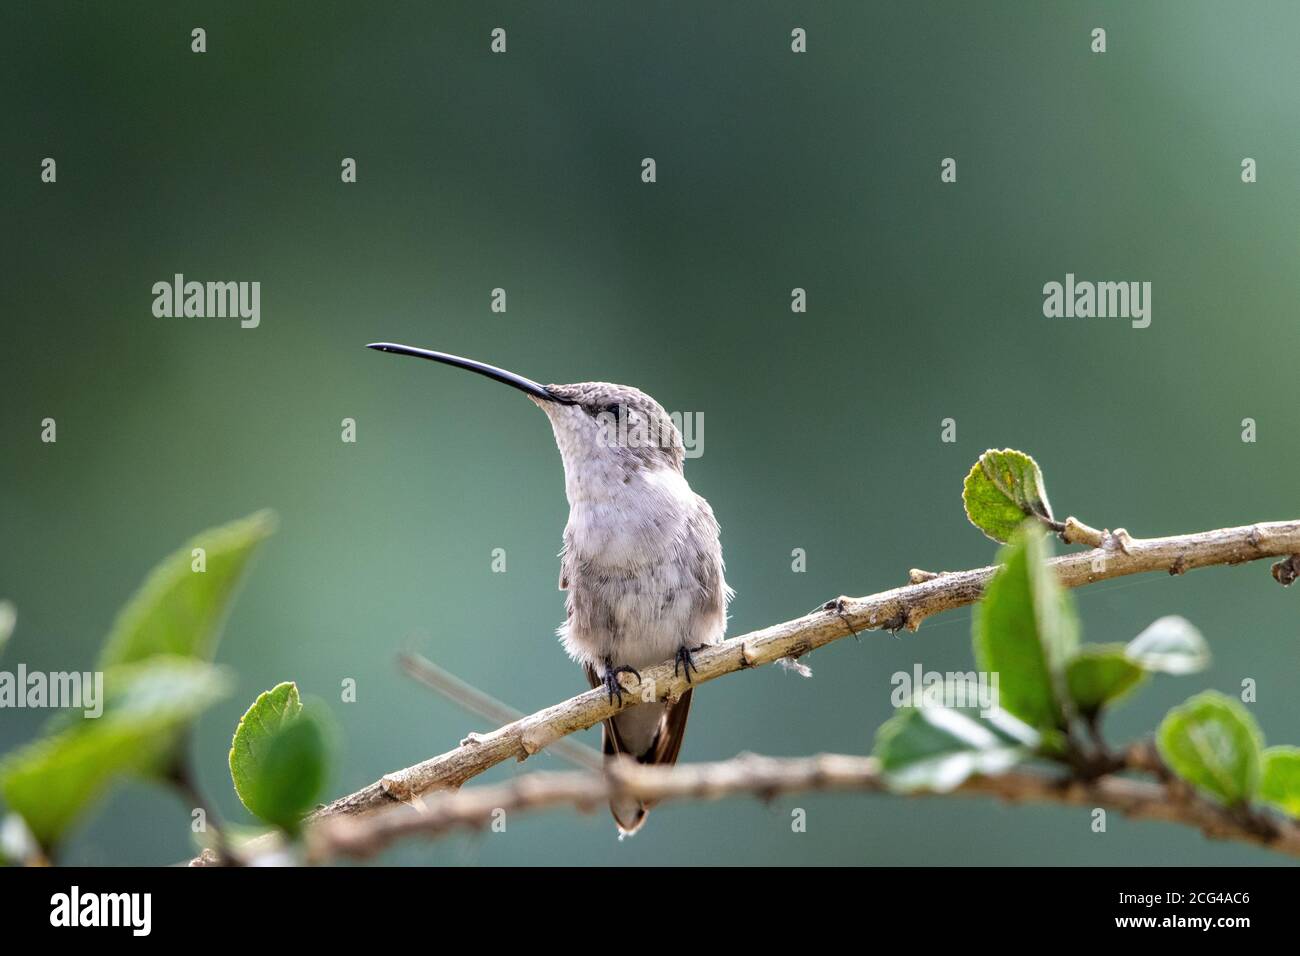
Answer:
303, 750, 1300, 863
398, 651, 604, 772
166, 757, 238, 866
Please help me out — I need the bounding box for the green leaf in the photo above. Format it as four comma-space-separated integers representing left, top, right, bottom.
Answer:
229, 682, 329, 831
1156, 691, 1263, 805
874, 702, 1039, 792
0, 601, 14, 660
962, 449, 1055, 543
0, 512, 267, 850
0, 658, 231, 847
98, 510, 276, 668
229, 682, 302, 808
1260, 747, 1300, 817
973, 527, 1078, 731
0, 726, 147, 850
1126, 616, 1210, 674
243, 711, 329, 833
1061, 617, 1207, 719
1065, 644, 1146, 715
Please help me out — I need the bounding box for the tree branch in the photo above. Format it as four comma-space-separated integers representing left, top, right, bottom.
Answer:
303, 747, 1300, 862
307, 519, 1298, 824
397, 651, 604, 772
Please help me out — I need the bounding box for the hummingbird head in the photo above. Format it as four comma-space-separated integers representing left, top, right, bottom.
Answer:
532, 381, 685, 480
366, 344, 686, 490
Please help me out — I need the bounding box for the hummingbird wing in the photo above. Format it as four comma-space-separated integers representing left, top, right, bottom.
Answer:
583, 665, 694, 835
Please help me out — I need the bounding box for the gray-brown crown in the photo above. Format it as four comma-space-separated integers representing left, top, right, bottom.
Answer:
543, 382, 685, 472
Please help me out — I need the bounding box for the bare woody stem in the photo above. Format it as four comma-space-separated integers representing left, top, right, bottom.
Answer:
305, 747, 1300, 863
397, 651, 604, 772
305, 519, 1300, 825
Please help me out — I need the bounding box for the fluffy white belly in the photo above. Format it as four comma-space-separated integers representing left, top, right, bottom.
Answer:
561, 548, 706, 669
557, 471, 727, 671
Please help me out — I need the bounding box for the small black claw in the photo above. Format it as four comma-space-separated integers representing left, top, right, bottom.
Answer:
674, 645, 700, 683
601, 662, 642, 705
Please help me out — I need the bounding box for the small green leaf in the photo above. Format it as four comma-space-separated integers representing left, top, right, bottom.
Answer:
229, 683, 329, 831
963, 449, 1055, 543
230, 682, 302, 810
1065, 645, 1146, 715
98, 510, 276, 668
874, 702, 1038, 793
1156, 691, 1263, 805
1126, 616, 1210, 674
242, 711, 329, 833
0, 658, 231, 847
1259, 747, 1300, 817
0, 726, 147, 849
973, 527, 1078, 731
0, 601, 14, 660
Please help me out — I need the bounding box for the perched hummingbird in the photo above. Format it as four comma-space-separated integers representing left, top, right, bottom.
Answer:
368, 343, 732, 834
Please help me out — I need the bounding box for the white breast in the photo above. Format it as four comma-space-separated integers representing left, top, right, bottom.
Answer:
559, 466, 726, 670
566, 466, 695, 567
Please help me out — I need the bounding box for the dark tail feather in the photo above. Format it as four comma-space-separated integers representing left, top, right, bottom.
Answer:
584, 665, 694, 835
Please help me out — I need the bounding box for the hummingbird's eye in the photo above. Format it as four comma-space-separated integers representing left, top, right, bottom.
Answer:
604, 403, 627, 420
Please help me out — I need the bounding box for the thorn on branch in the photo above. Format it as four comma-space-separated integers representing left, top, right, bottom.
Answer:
1272, 554, 1300, 587
883, 608, 911, 633
1105, 528, 1134, 554
1062, 518, 1135, 555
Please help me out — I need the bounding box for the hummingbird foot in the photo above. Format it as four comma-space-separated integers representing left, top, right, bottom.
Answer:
674, 645, 700, 683
601, 661, 642, 705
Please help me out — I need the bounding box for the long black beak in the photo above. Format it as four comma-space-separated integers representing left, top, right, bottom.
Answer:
366, 343, 574, 404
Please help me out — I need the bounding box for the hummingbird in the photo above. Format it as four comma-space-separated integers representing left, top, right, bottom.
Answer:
368, 342, 732, 835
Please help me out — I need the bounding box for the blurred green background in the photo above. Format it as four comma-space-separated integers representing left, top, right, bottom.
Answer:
2, 1, 1298, 865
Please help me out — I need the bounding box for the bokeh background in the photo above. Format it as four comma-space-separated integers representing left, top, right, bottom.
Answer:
2, 2, 1298, 865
